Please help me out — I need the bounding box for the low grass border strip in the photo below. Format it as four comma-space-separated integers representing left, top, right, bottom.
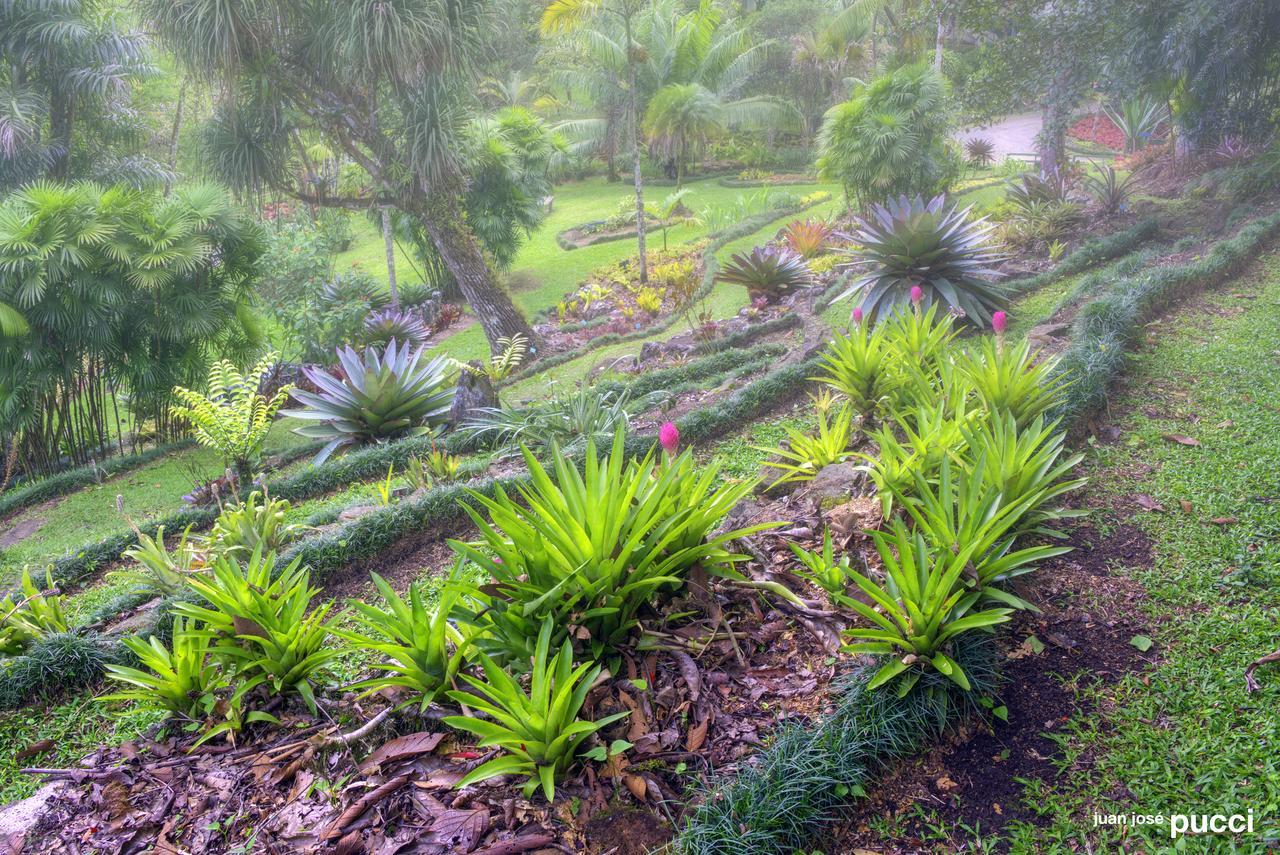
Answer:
1003, 217, 1160, 297
674, 640, 997, 855
1051, 208, 1280, 425
0, 441, 195, 521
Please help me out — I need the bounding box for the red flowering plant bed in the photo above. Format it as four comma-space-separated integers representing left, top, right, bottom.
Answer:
1068, 113, 1125, 150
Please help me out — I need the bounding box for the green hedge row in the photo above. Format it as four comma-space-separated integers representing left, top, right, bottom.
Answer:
1051, 209, 1280, 425
0, 632, 130, 711
0, 440, 195, 521
502, 197, 829, 388
599, 342, 787, 400
675, 639, 998, 854
1005, 217, 1160, 297
692, 313, 802, 354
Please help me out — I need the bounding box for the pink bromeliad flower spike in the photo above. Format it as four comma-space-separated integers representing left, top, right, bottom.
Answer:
851, 306, 864, 326
910, 284, 924, 308
992, 310, 1008, 334
659, 421, 680, 457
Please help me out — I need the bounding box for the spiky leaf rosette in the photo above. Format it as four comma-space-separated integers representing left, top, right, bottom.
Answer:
715, 246, 814, 302
364, 308, 430, 347
964, 137, 995, 167
838, 195, 1007, 327
285, 340, 455, 464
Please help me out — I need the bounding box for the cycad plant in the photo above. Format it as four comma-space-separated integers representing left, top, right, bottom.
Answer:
169, 353, 292, 480
285, 340, 456, 464
837, 196, 1007, 327
965, 137, 996, 168
444, 619, 629, 802
339, 573, 471, 711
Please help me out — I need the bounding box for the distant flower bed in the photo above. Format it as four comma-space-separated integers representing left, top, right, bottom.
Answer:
1068, 113, 1124, 150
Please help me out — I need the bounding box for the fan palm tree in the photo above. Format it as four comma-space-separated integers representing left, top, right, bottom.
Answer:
0, 181, 262, 476
138, 0, 539, 355
542, 0, 654, 283
0, 0, 153, 189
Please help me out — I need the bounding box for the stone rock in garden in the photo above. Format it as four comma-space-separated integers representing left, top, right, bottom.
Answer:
102, 597, 162, 637
639, 341, 665, 364
0, 782, 63, 845
339, 502, 379, 522
825, 497, 882, 539
449, 363, 498, 426
1026, 321, 1072, 349
797, 462, 865, 510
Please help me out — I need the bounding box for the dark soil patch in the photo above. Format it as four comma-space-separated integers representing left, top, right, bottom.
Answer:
322, 524, 468, 601
0, 515, 46, 549
830, 515, 1156, 851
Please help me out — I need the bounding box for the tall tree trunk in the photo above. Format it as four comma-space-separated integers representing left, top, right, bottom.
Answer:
165, 78, 188, 196
418, 192, 539, 354
625, 17, 649, 285
934, 5, 945, 72
381, 205, 399, 309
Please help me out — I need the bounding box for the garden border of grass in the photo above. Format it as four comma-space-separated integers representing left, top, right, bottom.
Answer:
0, 440, 195, 521
502, 195, 832, 388
717, 175, 818, 188
30, 435, 489, 594
1051, 207, 1280, 425
1003, 217, 1160, 297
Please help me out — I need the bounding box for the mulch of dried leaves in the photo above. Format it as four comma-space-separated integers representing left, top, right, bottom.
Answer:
12, 489, 879, 855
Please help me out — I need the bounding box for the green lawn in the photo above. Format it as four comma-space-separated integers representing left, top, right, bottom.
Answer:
0, 419, 308, 581
334, 175, 844, 363
996, 248, 1280, 850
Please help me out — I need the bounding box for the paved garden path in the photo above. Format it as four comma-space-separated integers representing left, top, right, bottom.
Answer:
956, 111, 1042, 159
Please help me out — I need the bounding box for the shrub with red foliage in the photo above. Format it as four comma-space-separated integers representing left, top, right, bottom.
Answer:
1068, 113, 1124, 150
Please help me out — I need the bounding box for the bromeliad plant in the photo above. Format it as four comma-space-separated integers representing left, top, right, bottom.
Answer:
169, 352, 293, 480
894, 459, 1072, 611
965, 137, 995, 167
961, 413, 1087, 537
782, 219, 834, 259
957, 337, 1066, 428
449, 430, 774, 661
837, 195, 1007, 327
102, 617, 278, 747
814, 323, 899, 420
206, 490, 307, 560
286, 340, 456, 465
444, 619, 628, 802
756, 401, 857, 489
339, 573, 470, 711
715, 246, 815, 302
840, 521, 1013, 695
788, 529, 858, 606
0, 568, 69, 655
173, 549, 342, 713
113, 525, 203, 598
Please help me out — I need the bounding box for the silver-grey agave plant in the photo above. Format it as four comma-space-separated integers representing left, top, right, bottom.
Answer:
285, 340, 456, 464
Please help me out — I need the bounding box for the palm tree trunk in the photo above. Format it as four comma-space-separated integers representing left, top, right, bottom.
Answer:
165, 79, 188, 196
381, 205, 399, 309
625, 17, 649, 286
417, 192, 539, 354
